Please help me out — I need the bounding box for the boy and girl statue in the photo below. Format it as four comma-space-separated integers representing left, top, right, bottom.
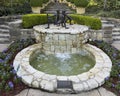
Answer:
46, 10, 72, 29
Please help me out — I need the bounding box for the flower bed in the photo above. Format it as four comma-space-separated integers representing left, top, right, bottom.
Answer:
89, 40, 120, 96
0, 38, 36, 96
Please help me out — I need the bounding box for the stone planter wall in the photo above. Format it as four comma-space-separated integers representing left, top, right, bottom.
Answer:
88, 30, 104, 41
31, 0, 51, 13
31, 7, 42, 13
34, 24, 89, 54
76, 7, 85, 14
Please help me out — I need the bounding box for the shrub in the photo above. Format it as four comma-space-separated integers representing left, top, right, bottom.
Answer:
30, 0, 43, 7
86, 5, 100, 14
30, 0, 49, 7
0, 2, 31, 16
70, 14, 102, 29
43, 0, 49, 4
66, 0, 74, 3
66, 0, 89, 7
112, 10, 120, 19
74, 0, 89, 7
22, 14, 48, 28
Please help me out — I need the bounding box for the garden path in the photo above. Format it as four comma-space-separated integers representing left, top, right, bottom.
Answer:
15, 87, 116, 96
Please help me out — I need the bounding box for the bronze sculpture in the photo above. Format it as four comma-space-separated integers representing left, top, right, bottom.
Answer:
46, 10, 72, 29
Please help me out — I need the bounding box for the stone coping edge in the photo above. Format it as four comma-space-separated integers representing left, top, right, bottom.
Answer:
13, 44, 112, 93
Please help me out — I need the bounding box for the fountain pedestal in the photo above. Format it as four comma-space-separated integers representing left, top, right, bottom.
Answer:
13, 24, 112, 93
33, 24, 89, 54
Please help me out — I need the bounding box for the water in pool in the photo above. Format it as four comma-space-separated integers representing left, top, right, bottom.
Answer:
30, 51, 95, 76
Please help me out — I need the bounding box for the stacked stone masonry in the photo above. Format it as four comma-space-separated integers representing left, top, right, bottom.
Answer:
34, 24, 89, 54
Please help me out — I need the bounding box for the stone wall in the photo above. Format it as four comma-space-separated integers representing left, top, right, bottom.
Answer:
35, 32, 88, 54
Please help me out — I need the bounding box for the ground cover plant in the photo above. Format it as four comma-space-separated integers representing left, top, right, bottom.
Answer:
89, 40, 120, 96
0, 38, 36, 96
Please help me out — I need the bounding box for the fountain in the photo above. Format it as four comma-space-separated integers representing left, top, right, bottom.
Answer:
13, 13, 112, 93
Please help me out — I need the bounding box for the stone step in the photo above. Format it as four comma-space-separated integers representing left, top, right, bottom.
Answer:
0, 29, 10, 34
0, 38, 10, 44
101, 20, 109, 24
0, 25, 10, 29
112, 31, 120, 36
112, 31, 120, 34
113, 38, 120, 41
112, 36, 120, 39
0, 33, 10, 38
112, 34, 120, 36
112, 28, 120, 32
112, 41, 120, 43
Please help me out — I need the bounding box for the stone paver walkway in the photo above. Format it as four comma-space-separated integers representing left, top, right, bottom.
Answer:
112, 43, 120, 50
15, 87, 116, 96
0, 44, 9, 52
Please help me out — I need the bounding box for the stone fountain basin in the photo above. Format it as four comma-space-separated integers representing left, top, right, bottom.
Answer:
33, 24, 89, 54
13, 44, 112, 93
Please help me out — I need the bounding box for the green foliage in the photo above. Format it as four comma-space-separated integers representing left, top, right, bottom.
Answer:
66, 0, 89, 7
0, 38, 36, 93
89, 40, 120, 95
86, 5, 100, 14
93, 10, 120, 19
111, 64, 120, 77
30, 0, 49, 7
66, 0, 75, 3
0, 2, 32, 16
112, 10, 120, 18
74, 0, 89, 7
95, 0, 120, 11
115, 83, 120, 90
30, 0, 43, 7
70, 14, 102, 29
22, 14, 48, 28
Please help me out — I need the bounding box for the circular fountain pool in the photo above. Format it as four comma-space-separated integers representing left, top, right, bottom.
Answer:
30, 50, 95, 76
13, 44, 112, 93
13, 24, 112, 93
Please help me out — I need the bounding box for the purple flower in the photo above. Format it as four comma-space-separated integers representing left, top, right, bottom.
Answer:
105, 77, 109, 81
3, 64, 7, 67
8, 81, 14, 88
14, 76, 17, 80
3, 72, 6, 76
10, 64, 13, 68
113, 53, 117, 57
0, 59, 3, 62
12, 69, 16, 74
2, 48, 8, 53
112, 84, 115, 87
17, 75, 22, 80
118, 74, 120, 77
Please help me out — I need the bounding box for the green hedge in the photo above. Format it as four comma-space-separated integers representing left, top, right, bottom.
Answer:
74, 0, 89, 7
22, 14, 102, 30
66, 0, 90, 7
22, 14, 47, 28
70, 14, 102, 30
30, 0, 49, 7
